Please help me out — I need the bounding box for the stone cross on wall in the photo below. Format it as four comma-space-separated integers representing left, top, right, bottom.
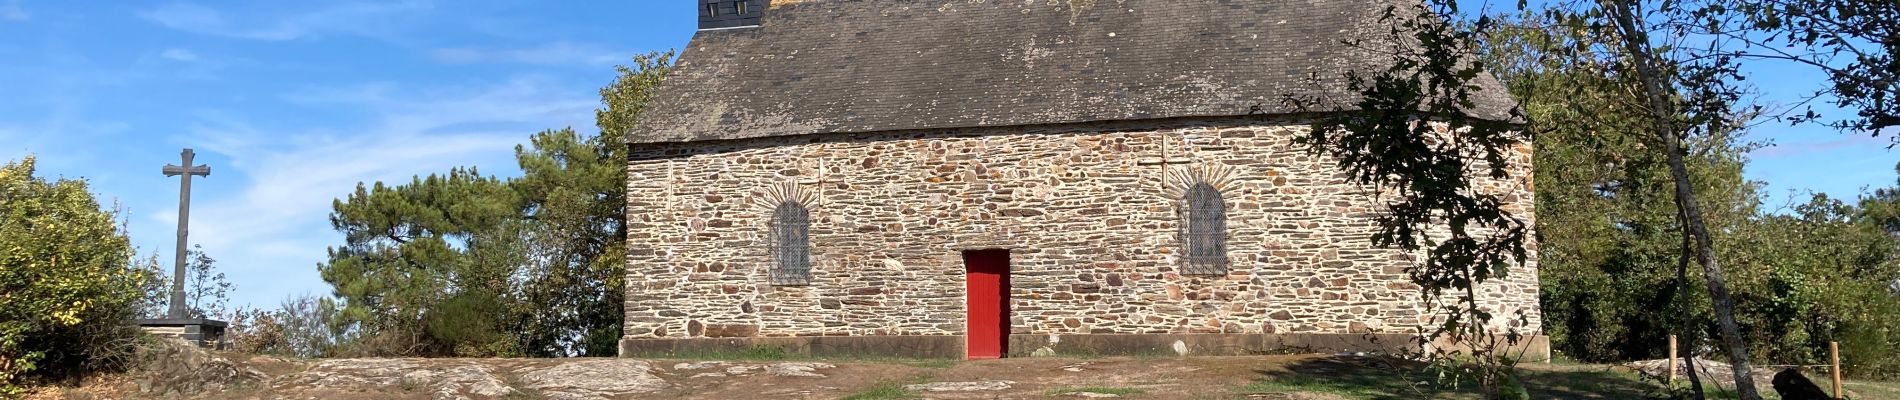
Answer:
1138, 132, 1195, 166
161, 148, 210, 319
798, 158, 844, 198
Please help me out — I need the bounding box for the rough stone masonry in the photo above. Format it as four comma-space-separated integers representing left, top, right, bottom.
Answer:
622, 0, 1545, 358
622, 118, 1543, 357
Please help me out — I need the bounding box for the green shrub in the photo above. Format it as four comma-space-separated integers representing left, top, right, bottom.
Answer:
0, 157, 150, 393
1836, 297, 1900, 380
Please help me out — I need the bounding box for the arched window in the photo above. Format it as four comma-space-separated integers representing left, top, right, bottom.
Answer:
1182, 182, 1227, 275
770, 200, 811, 285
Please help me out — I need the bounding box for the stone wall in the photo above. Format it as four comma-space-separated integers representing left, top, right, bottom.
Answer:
623, 117, 1539, 345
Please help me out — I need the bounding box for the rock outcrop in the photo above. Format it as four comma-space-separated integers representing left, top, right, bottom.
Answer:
518, 359, 668, 400
136, 338, 268, 397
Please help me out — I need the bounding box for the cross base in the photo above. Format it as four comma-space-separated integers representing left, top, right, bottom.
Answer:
135, 318, 228, 350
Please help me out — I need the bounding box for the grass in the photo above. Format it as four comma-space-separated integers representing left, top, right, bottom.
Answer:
1575, 367, 1900, 400
1518, 368, 1662, 399
1844, 380, 1900, 400
633, 345, 956, 368
1227, 357, 1668, 399
1682, 378, 1900, 400
839, 376, 930, 400
1233, 356, 1450, 399
1541, 352, 1591, 366
839, 383, 916, 400
1234, 374, 1436, 399
1045, 386, 1149, 396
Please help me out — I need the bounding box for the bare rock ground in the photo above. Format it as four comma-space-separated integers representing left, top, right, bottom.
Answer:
32, 346, 1897, 400
37, 350, 1325, 400
268, 357, 704, 399
132, 339, 270, 397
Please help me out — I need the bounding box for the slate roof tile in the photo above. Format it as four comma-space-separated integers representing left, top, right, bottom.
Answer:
630, 0, 1516, 144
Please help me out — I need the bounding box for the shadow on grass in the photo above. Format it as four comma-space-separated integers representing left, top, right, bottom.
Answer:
1240, 356, 1447, 399
1519, 368, 1661, 399
1239, 356, 1663, 400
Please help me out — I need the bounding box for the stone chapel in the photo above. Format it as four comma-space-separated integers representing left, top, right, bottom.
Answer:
621, 0, 1545, 359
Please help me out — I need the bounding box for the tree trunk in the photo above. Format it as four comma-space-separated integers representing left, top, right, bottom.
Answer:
1603, 2, 1762, 399
1676, 201, 1708, 400
1663, 111, 1759, 400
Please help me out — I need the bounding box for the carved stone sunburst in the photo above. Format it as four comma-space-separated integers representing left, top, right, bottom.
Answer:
752, 181, 821, 211
1162, 164, 1240, 198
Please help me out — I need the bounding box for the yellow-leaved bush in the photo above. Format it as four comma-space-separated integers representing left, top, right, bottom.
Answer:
0, 156, 152, 394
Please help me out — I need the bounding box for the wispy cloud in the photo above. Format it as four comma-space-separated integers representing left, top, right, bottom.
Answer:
0, 0, 27, 21
138, 1, 430, 41
160, 48, 199, 62
430, 42, 626, 66
153, 76, 595, 304
176, 76, 597, 248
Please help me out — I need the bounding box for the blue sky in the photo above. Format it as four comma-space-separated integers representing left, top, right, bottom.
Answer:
0, 1, 1892, 310
0, 1, 695, 309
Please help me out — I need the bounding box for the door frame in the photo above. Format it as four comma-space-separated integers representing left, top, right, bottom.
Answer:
962, 249, 1011, 359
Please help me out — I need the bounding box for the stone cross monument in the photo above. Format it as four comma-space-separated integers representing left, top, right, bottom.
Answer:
138, 148, 226, 348
161, 148, 210, 319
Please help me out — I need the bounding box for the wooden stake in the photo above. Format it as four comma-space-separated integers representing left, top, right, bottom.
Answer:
1831, 341, 1843, 398
1667, 334, 1678, 385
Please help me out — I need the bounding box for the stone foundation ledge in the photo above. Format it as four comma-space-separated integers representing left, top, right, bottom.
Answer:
620, 333, 1550, 361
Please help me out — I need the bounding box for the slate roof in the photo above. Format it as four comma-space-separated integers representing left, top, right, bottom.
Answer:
629, 0, 1517, 144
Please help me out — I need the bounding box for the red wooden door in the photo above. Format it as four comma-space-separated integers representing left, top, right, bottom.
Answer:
963, 249, 1010, 359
